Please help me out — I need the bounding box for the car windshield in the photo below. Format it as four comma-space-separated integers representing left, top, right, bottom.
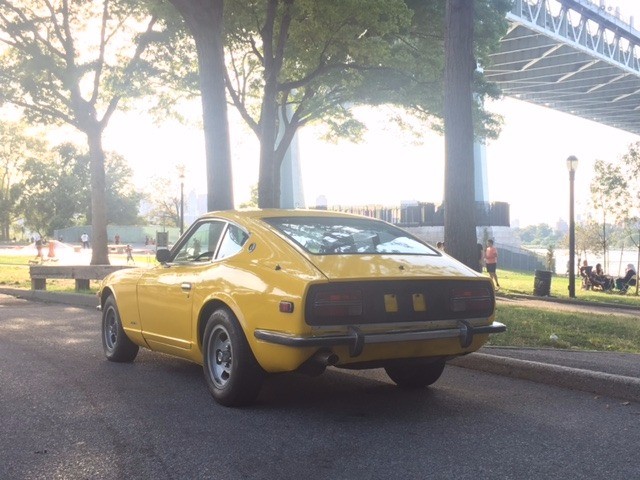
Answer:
263, 216, 438, 255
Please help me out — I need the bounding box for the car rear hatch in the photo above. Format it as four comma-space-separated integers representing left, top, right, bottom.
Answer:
302, 255, 495, 327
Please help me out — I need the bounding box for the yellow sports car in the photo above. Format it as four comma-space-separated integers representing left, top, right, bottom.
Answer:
99, 209, 504, 406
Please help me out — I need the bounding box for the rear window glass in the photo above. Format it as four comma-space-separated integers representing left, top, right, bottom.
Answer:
263, 216, 437, 255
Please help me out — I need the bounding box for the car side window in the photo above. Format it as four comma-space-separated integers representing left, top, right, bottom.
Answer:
173, 221, 226, 263
216, 224, 249, 260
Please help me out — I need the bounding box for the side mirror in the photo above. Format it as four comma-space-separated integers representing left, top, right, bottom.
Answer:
156, 248, 171, 263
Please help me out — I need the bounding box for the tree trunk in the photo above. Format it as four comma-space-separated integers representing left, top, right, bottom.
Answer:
443, 0, 477, 268
170, 0, 233, 211
258, 80, 279, 208
86, 129, 110, 265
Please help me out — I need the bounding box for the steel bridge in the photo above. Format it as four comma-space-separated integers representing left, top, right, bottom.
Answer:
486, 0, 640, 135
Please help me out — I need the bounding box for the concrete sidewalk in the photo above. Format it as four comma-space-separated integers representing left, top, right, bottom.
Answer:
449, 294, 640, 403
1, 288, 638, 403
451, 347, 640, 403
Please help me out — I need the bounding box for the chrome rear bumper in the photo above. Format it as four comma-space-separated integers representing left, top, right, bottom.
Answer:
254, 321, 506, 357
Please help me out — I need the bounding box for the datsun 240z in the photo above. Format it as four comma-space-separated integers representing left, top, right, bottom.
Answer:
98, 210, 505, 406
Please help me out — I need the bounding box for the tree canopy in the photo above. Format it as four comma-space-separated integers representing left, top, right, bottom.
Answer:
222, 0, 510, 207
161, 0, 510, 208
16, 143, 141, 237
0, 120, 45, 240
0, 0, 175, 263
589, 158, 628, 271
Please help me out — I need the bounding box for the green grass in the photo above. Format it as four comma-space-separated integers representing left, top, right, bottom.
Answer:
489, 304, 640, 353
0, 253, 155, 291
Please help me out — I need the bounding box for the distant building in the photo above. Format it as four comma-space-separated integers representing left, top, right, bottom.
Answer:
555, 218, 568, 233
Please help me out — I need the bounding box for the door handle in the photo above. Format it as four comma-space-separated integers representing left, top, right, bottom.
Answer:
181, 282, 192, 292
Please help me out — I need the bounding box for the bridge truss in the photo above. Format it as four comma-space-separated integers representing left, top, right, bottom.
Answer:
486, 0, 640, 135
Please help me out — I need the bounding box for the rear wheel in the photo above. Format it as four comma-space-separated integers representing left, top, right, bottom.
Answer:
385, 359, 446, 389
202, 308, 264, 407
102, 296, 139, 362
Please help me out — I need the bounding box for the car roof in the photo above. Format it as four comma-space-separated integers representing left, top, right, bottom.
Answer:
199, 209, 373, 223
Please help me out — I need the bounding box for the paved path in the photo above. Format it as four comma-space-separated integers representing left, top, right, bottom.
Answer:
497, 294, 640, 318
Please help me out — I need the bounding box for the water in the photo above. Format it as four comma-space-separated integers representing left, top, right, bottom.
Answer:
531, 248, 639, 277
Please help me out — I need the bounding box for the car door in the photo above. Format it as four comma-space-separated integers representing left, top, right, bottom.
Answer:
137, 220, 227, 354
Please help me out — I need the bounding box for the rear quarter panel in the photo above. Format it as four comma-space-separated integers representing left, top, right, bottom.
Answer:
192, 226, 327, 371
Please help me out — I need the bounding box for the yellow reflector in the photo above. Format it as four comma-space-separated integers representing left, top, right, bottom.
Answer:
413, 293, 426, 312
384, 294, 398, 312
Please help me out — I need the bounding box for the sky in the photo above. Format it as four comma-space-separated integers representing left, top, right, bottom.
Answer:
102, 0, 640, 228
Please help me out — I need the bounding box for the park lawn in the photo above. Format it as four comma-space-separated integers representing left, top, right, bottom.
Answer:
0, 254, 155, 291
496, 269, 640, 307
489, 304, 640, 354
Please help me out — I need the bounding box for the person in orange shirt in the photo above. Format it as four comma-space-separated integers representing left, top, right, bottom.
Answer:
485, 239, 500, 290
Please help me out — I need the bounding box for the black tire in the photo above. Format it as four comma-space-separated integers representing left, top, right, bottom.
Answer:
385, 359, 446, 389
102, 296, 139, 362
202, 308, 264, 407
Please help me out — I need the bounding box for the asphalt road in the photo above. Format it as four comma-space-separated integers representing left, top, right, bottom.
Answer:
1, 296, 639, 480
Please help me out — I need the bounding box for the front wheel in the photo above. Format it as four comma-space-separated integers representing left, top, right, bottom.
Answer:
385, 359, 446, 389
202, 308, 264, 407
102, 296, 139, 362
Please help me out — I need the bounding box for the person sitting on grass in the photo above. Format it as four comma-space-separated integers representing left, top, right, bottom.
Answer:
591, 263, 613, 291
615, 264, 637, 292
579, 260, 593, 289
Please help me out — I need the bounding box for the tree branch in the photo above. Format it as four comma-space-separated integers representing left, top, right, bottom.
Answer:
99, 15, 158, 129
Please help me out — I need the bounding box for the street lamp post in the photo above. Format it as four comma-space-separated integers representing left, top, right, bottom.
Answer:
567, 155, 579, 298
179, 169, 185, 236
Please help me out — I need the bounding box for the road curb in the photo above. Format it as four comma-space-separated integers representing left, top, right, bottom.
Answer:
450, 352, 640, 403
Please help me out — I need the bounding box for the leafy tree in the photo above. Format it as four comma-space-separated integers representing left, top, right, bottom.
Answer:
515, 224, 563, 247
619, 142, 640, 294
0, 0, 174, 263
589, 159, 628, 271
16, 143, 142, 236
574, 220, 603, 264
104, 154, 144, 225
0, 121, 47, 240
17, 146, 86, 236
66, 147, 143, 226
142, 176, 181, 227
239, 184, 259, 209
224, 0, 509, 209
164, 0, 509, 211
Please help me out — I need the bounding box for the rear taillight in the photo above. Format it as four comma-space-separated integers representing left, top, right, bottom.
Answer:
313, 289, 363, 317
450, 287, 493, 313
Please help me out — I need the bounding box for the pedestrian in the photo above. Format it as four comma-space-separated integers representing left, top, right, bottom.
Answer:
34, 233, 43, 262
115, 233, 120, 245
81, 232, 89, 249
436, 241, 444, 251
125, 244, 134, 264
485, 239, 500, 289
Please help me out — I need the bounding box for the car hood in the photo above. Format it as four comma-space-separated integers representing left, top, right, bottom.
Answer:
303, 254, 479, 280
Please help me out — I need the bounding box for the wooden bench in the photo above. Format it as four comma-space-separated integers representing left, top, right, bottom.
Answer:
29, 265, 133, 292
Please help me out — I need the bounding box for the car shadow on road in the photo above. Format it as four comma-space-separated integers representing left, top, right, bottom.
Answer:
119, 350, 487, 421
